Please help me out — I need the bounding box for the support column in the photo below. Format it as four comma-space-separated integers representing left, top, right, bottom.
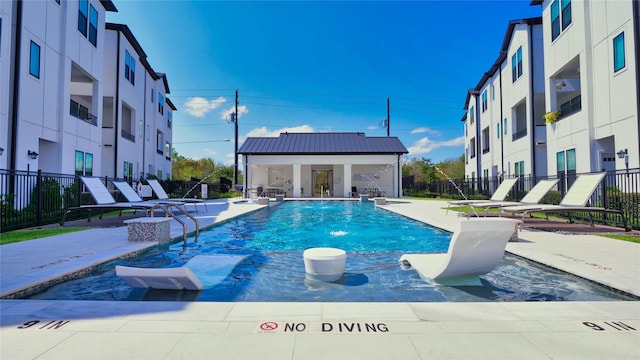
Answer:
343, 163, 352, 198
293, 163, 301, 198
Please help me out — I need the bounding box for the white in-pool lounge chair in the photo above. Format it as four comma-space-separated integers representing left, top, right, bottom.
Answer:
446, 177, 519, 214
500, 173, 627, 229
470, 179, 559, 215
400, 218, 518, 285
147, 179, 208, 212
116, 254, 246, 290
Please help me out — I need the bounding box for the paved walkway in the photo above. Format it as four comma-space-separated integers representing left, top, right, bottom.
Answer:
1, 198, 639, 359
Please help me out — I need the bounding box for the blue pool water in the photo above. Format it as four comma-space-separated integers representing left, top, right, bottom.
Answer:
28, 201, 635, 302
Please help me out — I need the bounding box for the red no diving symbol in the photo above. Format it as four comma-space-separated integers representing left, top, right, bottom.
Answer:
260, 322, 278, 331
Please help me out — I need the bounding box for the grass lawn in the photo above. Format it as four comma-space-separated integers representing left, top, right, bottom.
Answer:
601, 234, 640, 244
1, 227, 89, 245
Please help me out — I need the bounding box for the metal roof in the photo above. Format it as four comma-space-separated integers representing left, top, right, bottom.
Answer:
238, 133, 408, 155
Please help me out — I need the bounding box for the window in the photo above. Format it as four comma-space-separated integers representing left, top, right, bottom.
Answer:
561, 0, 572, 30
481, 91, 488, 112
481, 127, 490, 154
490, 85, 495, 100
75, 151, 84, 176
503, 118, 508, 135
556, 148, 576, 190
158, 94, 165, 115
165, 142, 171, 160
497, 123, 501, 139
29, 41, 40, 78
124, 161, 133, 179
88, 5, 98, 46
85, 153, 93, 176
613, 32, 625, 72
514, 161, 525, 177
124, 50, 135, 85
78, 0, 88, 37
157, 130, 164, 154
157, 170, 163, 180
469, 106, 475, 124
469, 137, 476, 158
0, 18, 3, 58
551, 0, 572, 41
75, 151, 93, 176
512, 46, 523, 82
151, 88, 155, 103
167, 111, 172, 129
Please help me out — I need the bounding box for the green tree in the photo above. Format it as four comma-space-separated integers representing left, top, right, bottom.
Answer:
171, 150, 241, 182
434, 155, 465, 180
402, 157, 437, 184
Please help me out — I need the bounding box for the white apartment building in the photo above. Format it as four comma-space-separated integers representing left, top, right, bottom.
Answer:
103, 23, 173, 181
464, 18, 545, 182
532, 0, 639, 176
1, 0, 116, 174
0, 1, 174, 180
465, 0, 640, 183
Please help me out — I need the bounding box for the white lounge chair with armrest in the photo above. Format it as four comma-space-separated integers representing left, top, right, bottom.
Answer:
111, 180, 200, 238
470, 179, 559, 215
61, 176, 170, 225
500, 173, 627, 229
400, 218, 519, 285
147, 179, 208, 212
446, 178, 519, 214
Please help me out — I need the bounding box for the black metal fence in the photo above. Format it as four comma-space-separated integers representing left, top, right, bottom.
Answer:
404, 168, 640, 230
0, 170, 232, 232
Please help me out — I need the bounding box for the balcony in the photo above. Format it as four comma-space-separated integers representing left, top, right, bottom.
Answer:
70, 99, 97, 126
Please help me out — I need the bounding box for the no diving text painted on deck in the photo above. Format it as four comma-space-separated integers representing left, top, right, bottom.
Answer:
256, 321, 390, 334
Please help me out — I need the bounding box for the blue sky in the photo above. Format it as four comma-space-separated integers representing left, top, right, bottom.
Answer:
106, 1, 541, 165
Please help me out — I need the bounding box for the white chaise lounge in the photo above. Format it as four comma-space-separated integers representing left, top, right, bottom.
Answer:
470, 179, 559, 215
147, 179, 208, 212
446, 178, 519, 214
400, 218, 518, 284
500, 173, 627, 229
116, 254, 246, 291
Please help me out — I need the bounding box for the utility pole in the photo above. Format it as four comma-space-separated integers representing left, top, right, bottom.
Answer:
387, 97, 390, 137
234, 89, 239, 185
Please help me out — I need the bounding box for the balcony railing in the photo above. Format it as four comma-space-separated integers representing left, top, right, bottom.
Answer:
512, 128, 527, 141
70, 99, 97, 126
121, 130, 135, 142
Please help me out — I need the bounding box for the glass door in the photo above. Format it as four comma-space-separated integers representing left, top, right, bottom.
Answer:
312, 170, 333, 196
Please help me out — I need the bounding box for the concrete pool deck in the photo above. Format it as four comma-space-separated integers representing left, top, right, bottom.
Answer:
1, 198, 639, 359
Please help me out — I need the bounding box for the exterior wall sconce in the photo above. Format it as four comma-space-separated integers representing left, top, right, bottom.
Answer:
617, 149, 629, 176
28, 150, 39, 159
555, 81, 566, 89
0, 147, 4, 155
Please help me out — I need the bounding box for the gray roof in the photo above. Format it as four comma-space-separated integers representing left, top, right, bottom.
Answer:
238, 133, 408, 155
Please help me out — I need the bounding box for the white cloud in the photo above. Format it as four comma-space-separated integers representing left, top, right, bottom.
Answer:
407, 136, 465, 156
221, 105, 248, 121
367, 125, 379, 130
244, 125, 315, 139
183, 96, 227, 118
411, 127, 442, 136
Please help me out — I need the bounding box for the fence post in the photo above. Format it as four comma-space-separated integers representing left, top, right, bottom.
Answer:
36, 170, 43, 224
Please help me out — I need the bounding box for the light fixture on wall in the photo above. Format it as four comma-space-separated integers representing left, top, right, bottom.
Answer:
0, 147, 4, 156
27, 150, 39, 159
555, 81, 566, 89
617, 149, 629, 176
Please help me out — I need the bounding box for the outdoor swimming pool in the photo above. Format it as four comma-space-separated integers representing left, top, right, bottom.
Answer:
28, 201, 635, 302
